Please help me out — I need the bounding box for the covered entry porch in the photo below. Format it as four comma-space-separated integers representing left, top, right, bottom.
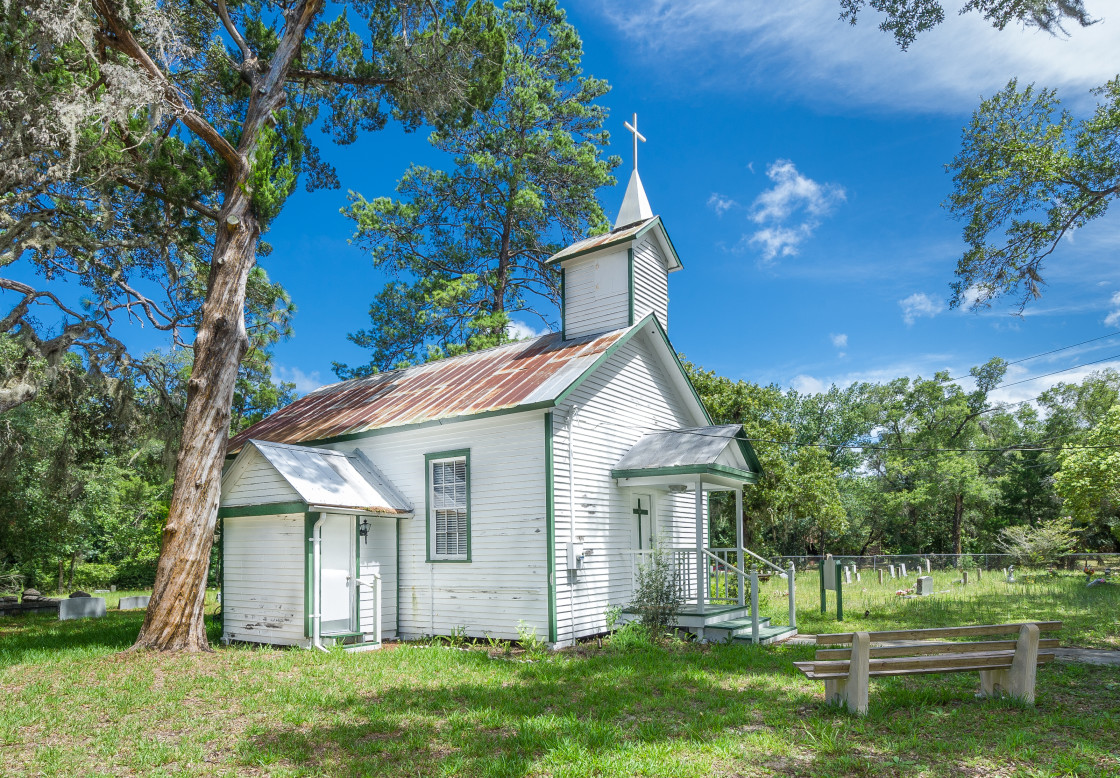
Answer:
612, 425, 797, 643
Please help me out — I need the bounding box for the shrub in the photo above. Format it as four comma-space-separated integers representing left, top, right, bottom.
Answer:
113, 553, 159, 589
71, 563, 118, 591
630, 543, 683, 640
998, 516, 1078, 568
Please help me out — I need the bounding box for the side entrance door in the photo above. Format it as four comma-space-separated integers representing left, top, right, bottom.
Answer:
633, 494, 654, 550
319, 513, 356, 635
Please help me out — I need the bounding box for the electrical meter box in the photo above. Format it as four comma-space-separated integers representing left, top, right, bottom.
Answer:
566, 542, 584, 571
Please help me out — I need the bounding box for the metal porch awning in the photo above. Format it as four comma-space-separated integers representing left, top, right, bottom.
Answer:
610, 425, 762, 490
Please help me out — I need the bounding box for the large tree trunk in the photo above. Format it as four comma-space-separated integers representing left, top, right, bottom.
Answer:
132, 192, 259, 652
953, 493, 964, 557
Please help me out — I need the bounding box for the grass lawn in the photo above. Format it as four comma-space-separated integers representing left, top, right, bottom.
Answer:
754, 567, 1120, 650
2, 599, 1119, 777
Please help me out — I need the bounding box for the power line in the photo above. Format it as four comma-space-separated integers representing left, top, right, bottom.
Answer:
947, 330, 1120, 382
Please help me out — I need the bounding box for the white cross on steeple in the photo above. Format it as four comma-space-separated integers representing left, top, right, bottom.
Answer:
624, 113, 646, 173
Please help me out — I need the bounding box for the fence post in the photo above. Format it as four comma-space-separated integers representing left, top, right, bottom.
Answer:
835, 560, 844, 622
750, 566, 759, 644
787, 562, 796, 630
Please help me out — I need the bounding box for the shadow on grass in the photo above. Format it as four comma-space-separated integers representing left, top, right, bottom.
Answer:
236, 643, 1119, 777
0, 611, 223, 667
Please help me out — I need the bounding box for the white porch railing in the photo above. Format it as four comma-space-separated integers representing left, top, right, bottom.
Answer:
629, 547, 797, 638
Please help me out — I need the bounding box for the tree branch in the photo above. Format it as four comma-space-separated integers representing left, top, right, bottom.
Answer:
287, 69, 395, 87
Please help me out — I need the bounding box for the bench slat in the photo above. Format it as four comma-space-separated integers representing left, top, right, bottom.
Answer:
815, 638, 1061, 660
795, 652, 1054, 680
814, 621, 1062, 645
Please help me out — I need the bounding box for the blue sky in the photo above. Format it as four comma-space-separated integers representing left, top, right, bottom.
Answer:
23, 1, 1120, 406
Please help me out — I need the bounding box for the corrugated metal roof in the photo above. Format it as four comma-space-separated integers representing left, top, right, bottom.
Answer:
614, 425, 747, 471
545, 217, 658, 264
239, 440, 413, 515
228, 327, 629, 453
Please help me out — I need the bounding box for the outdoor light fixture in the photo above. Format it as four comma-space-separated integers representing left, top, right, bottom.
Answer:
359, 518, 371, 544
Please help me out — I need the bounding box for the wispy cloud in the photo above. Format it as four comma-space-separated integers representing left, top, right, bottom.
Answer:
707, 192, 738, 217
275, 365, 323, 395
830, 333, 848, 349
899, 292, 944, 325
584, 0, 1120, 113
747, 160, 845, 261
1104, 292, 1120, 327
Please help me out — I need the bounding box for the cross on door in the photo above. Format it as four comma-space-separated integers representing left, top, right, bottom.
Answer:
634, 496, 651, 550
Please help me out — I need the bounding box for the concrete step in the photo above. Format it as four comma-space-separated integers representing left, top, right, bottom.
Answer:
704, 616, 772, 637
731, 624, 798, 646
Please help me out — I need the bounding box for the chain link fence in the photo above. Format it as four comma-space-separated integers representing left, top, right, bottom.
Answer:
769, 552, 1120, 573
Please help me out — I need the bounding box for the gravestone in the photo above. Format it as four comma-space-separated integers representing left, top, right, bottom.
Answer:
888, 564, 896, 579
855, 571, 861, 582
69, 590, 90, 598
1007, 566, 1016, 583
119, 595, 150, 611
917, 576, 934, 595
877, 569, 884, 584
844, 567, 852, 584
976, 567, 982, 580
59, 596, 106, 621
900, 563, 908, 577
962, 571, 969, 586
925, 559, 932, 573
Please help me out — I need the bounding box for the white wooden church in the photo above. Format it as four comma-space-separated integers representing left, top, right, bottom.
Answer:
220, 128, 795, 650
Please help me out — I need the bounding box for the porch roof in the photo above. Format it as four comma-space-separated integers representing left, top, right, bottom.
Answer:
611, 425, 762, 490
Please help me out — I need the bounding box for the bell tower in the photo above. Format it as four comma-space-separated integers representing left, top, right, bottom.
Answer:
546, 114, 682, 341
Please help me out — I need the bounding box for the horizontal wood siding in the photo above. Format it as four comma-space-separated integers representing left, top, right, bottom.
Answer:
325, 413, 547, 641
632, 237, 668, 331
553, 333, 707, 644
221, 448, 301, 507
222, 513, 307, 647
359, 516, 397, 639
563, 249, 629, 339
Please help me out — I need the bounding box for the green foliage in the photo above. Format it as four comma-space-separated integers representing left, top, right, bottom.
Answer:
997, 516, 1078, 567
1055, 404, 1120, 545
338, 0, 618, 374
948, 78, 1120, 309
516, 620, 548, 656
630, 544, 683, 639
838, 0, 1095, 50
71, 563, 118, 591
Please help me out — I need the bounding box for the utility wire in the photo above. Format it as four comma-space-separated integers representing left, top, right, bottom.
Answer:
947, 330, 1120, 382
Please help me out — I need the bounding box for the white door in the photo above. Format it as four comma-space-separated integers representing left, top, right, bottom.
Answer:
319, 514, 355, 635
633, 494, 654, 550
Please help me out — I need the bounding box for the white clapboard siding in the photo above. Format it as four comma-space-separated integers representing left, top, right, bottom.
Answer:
359, 516, 397, 639
552, 332, 707, 644
223, 513, 307, 647
221, 447, 301, 507
632, 237, 669, 331
323, 412, 548, 641
564, 249, 630, 339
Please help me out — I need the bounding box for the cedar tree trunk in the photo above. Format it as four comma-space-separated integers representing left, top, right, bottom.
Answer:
953, 493, 964, 557
132, 192, 259, 651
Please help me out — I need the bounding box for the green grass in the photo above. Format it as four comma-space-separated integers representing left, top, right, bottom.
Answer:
750, 567, 1120, 649
1, 600, 1119, 777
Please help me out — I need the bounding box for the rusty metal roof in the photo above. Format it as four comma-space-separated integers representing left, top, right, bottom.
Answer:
545, 216, 682, 270
228, 326, 630, 453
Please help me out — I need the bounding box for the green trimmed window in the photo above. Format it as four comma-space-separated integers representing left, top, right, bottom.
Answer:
427, 451, 470, 560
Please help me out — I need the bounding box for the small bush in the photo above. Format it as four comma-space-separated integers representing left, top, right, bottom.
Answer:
516, 621, 548, 656
630, 543, 683, 641
608, 621, 653, 651
113, 554, 158, 589
71, 563, 117, 591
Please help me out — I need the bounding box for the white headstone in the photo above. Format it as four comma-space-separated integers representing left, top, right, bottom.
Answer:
823, 554, 836, 590
855, 571, 861, 582
844, 567, 852, 584
925, 559, 931, 573
917, 576, 934, 595
877, 569, 884, 584
889, 564, 896, 579
118, 595, 150, 611
900, 563, 908, 577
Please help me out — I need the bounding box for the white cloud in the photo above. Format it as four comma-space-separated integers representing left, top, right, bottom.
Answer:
746, 160, 845, 261
275, 365, 323, 395
707, 192, 738, 216
1104, 292, 1120, 327
899, 292, 944, 325
583, 0, 1120, 113
506, 320, 549, 341
830, 333, 848, 349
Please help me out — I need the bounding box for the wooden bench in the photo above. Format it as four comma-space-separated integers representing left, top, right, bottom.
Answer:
794, 621, 1062, 715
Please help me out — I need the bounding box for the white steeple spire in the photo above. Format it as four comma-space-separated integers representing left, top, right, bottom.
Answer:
615, 113, 653, 228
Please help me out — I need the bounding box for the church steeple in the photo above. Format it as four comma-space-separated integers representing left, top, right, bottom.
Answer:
546, 112, 682, 341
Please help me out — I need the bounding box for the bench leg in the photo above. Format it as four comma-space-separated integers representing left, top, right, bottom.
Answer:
979, 624, 1039, 703
825, 632, 870, 715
